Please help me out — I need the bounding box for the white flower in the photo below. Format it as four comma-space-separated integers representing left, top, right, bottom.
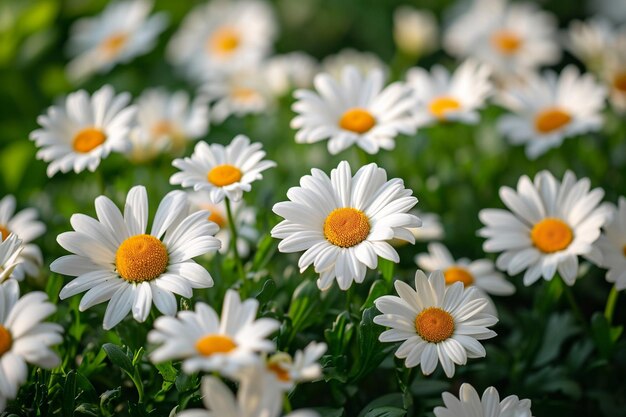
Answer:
591, 197, 626, 290
478, 170, 611, 287
187, 191, 259, 257
603, 36, 626, 112
263, 341, 327, 390
374, 270, 497, 377
148, 289, 280, 376
264, 52, 319, 97
170, 135, 276, 203
30, 85, 136, 177
497, 66, 607, 159
393, 6, 438, 57
565, 18, 618, 73
411, 210, 444, 242
271, 161, 421, 291
66, 0, 167, 81
0, 280, 63, 411
0, 234, 23, 283
51, 186, 220, 330
407, 60, 493, 128
167, 0, 277, 83
434, 383, 533, 417
0, 195, 45, 280
321, 49, 388, 81
291, 66, 416, 155
128, 88, 209, 163
444, 0, 560, 78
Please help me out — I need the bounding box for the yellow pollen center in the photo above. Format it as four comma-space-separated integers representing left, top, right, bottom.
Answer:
324, 208, 370, 248
232, 87, 258, 102
208, 27, 240, 55
415, 307, 455, 343
207, 164, 242, 187
268, 362, 291, 382
202, 205, 227, 228
0, 325, 12, 357
428, 97, 461, 119
73, 128, 106, 153
534, 108, 572, 133
101, 33, 128, 56
151, 120, 174, 137
339, 108, 376, 134
530, 218, 573, 253
491, 30, 522, 54
0, 225, 9, 241
195, 334, 237, 356
444, 266, 474, 287
613, 72, 626, 93
115, 234, 168, 282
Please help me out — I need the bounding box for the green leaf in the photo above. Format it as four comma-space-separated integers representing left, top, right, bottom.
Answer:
288, 280, 320, 336
378, 258, 395, 283
361, 280, 388, 312
62, 370, 77, 417
102, 343, 133, 374
255, 278, 277, 304
252, 234, 277, 270
534, 312, 580, 367
314, 407, 344, 417
358, 393, 405, 417
362, 407, 406, 417
350, 307, 389, 382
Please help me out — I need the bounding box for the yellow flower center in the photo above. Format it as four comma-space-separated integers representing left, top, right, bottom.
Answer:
415, 307, 455, 343
0, 325, 12, 357
207, 164, 243, 187
339, 108, 376, 134
232, 87, 259, 102
208, 27, 240, 55
101, 33, 128, 57
268, 362, 291, 382
613, 71, 626, 93
491, 30, 522, 54
0, 225, 9, 241
201, 204, 227, 228
115, 234, 169, 282
428, 97, 461, 119
323, 208, 370, 248
151, 120, 175, 137
195, 334, 237, 356
534, 108, 572, 133
444, 266, 474, 287
530, 218, 573, 253
73, 128, 107, 153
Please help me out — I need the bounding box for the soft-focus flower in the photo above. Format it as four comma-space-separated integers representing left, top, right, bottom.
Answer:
291, 66, 416, 155
603, 37, 626, 112
374, 270, 497, 377
434, 383, 533, 417
411, 211, 444, 242
0, 280, 63, 411
407, 60, 493, 128
262, 341, 327, 390
479, 170, 611, 286
264, 52, 319, 97
30, 85, 136, 177
149, 289, 280, 376
497, 66, 607, 159
66, 0, 167, 81
271, 161, 421, 290
170, 135, 276, 203
167, 0, 276, 83
0, 234, 23, 283
0, 196, 44, 280
128, 89, 209, 163
321, 48, 389, 80
51, 186, 220, 329
565, 18, 618, 73
590, 197, 626, 290
393, 6, 438, 57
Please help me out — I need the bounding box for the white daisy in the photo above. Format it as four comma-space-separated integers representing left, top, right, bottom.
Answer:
0, 279, 63, 411
66, 0, 168, 81
271, 161, 421, 291
590, 197, 626, 290
434, 383, 533, 417
497, 66, 607, 159
393, 6, 438, 57
50, 186, 221, 330
187, 191, 258, 258
478, 170, 611, 286
374, 270, 497, 377
167, 0, 277, 83
30, 85, 136, 177
291, 66, 416, 155
0, 195, 45, 280
0, 234, 23, 283
321, 49, 388, 81
148, 289, 280, 376
407, 60, 493, 127
565, 18, 618, 73
128, 88, 209, 163
411, 210, 444, 242
603, 36, 626, 112
170, 135, 276, 204
264, 52, 319, 97
444, 0, 560, 78
263, 341, 327, 390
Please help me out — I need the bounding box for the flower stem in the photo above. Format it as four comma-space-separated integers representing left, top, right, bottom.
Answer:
283, 393, 293, 413
225, 199, 246, 284
604, 286, 620, 325
560, 277, 588, 331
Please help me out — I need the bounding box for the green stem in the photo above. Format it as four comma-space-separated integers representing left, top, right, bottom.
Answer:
283, 393, 293, 413
560, 277, 588, 331
604, 286, 620, 325
225, 199, 245, 284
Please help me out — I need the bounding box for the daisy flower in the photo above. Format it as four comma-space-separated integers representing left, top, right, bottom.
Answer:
434, 383, 533, 417
565, 18, 618, 73
291, 66, 416, 155
393, 6, 438, 57
187, 191, 259, 257
30, 85, 136, 177
50, 186, 220, 330
411, 210, 444, 242
167, 0, 277, 83
271, 161, 421, 291
590, 197, 626, 290
148, 289, 280, 376
264, 52, 319, 97
170, 135, 276, 203
0, 195, 45, 280
262, 341, 327, 390
407, 60, 493, 128
0, 234, 23, 283
128, 88, 209, 163
497, 66, 607, 159
603, 38, 626, 112
0, 279, 63, 411
374, 270, 497, 377
66, 0, 168, 81
444, 0, 560, 78
478, 170, 611, 286
321, 49, 388, 80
